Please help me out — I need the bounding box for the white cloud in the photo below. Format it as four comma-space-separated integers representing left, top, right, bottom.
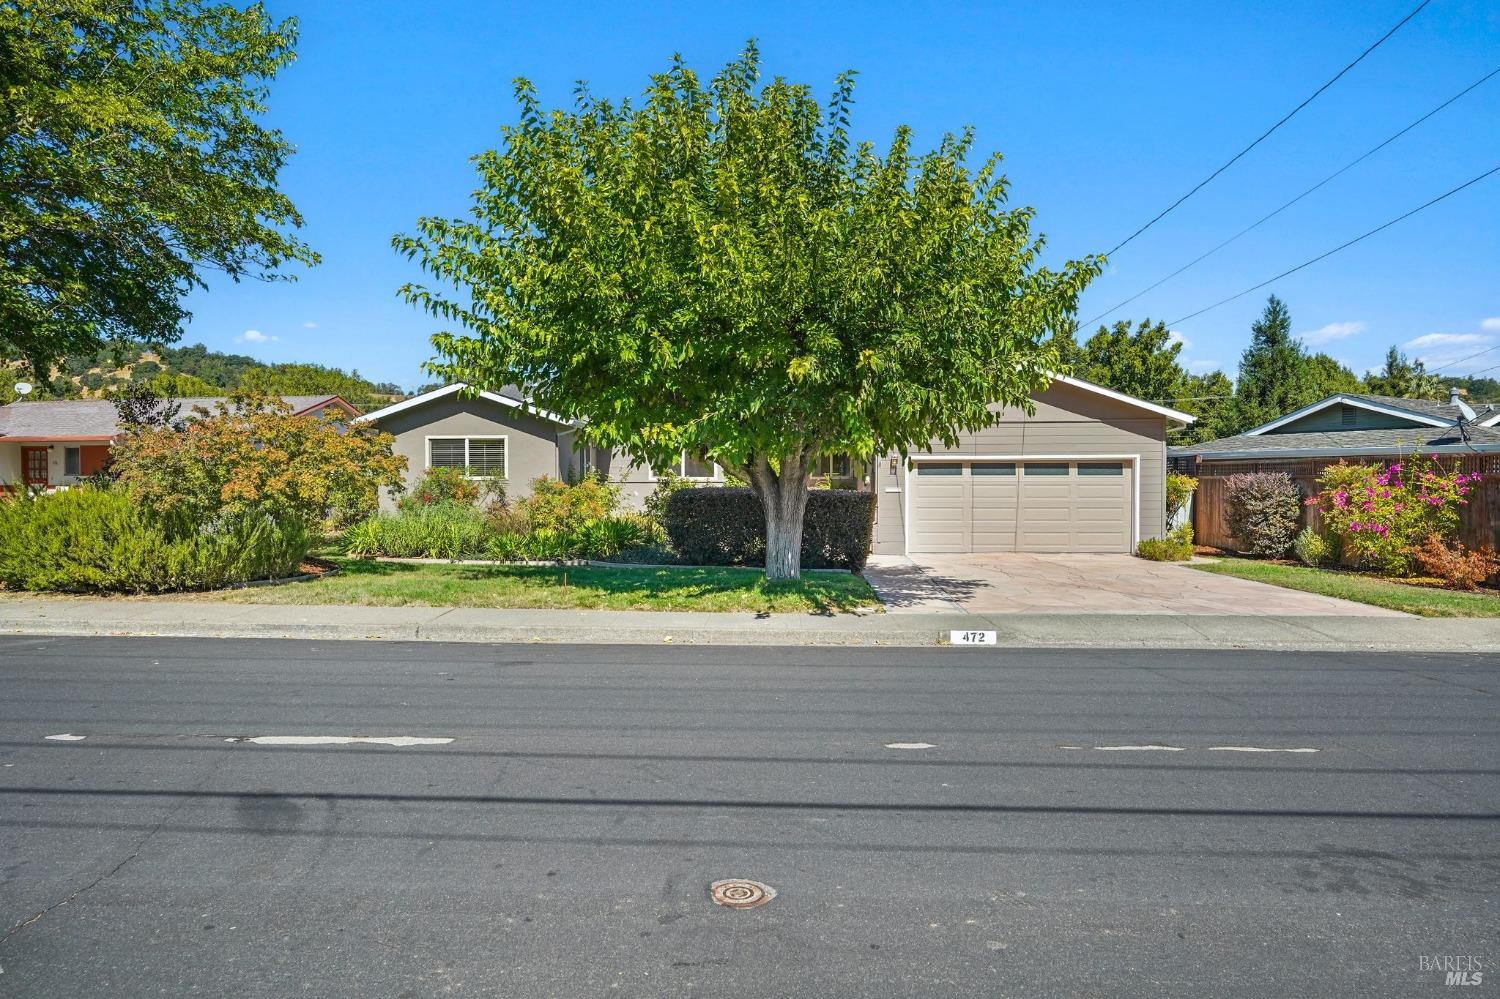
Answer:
1167, 329, 1191, 350
1401, 331, 1498, 371
302, 321, 319, 329
238, 329, 277, 344
1184, 358, 1223, 374
1403, 332, 1488, 351
1481, 317, 1500, 332
1299, 320, 1366, 346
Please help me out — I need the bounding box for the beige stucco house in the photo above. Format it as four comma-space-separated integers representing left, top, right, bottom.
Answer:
0, 395, 359, 492
359, 378, 1192, 554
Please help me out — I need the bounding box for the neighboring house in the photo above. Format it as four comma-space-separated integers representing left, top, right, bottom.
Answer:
360, 378, 1193, 556
0, 395, 359, 491
1169, 390, 1500, 550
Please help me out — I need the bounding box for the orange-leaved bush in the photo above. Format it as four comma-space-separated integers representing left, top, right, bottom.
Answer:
111, 393, 407, 529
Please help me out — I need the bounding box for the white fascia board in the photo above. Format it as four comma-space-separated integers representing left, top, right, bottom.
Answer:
355, 383, 580, 428
1052, 375, 1196, 426
1244, 395, 1450, 436
1191, 443, 1500, 460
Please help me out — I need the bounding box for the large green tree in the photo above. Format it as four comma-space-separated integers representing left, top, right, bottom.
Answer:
0, 0, 318, 375
397, 47, 1099, 579
1365, 345, 1442, 399
1055, 318, 1188, 403
1307, 352, 1363, 397
1228, 295, 1320, 434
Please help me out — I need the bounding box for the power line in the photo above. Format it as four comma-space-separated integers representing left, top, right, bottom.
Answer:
1169, 164, 1500, 326
1101, 0, 1433, 259
1430, 341, 1500, 374
1083, 63, 1500, 327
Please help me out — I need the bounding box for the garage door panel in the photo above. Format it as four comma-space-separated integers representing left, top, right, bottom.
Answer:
910, 460, 1133, 554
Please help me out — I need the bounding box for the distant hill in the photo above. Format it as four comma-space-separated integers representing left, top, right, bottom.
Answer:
2, 342, 407, 410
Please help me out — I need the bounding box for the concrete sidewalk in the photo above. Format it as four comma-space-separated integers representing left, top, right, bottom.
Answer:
0, 597, 1496, 651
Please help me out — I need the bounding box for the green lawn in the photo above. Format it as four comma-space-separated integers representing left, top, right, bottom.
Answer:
219, 558, 880, 614
1190, 557, 1500, 618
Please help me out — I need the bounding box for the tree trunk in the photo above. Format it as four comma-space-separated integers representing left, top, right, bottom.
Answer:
747, 454, 810, 582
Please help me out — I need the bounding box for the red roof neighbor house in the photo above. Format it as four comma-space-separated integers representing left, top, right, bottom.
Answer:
0, 395, 360, 491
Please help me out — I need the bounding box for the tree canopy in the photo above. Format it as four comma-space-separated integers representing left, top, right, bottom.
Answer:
1054, 319, 1188, 404
1228, 295, 1320, 432
396, 46, 1099, 577
1365, 346, 1442, 400
0, 0, 318, 375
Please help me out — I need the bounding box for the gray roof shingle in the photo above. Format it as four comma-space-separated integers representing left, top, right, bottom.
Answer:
0, 395, 349, 440
1170, 424, 1500, 458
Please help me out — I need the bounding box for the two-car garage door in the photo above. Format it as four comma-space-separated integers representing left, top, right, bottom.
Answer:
909, 460, 1133, 553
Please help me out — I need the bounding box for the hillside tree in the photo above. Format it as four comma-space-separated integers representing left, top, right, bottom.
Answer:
397, 46, 1099, 579
0, 0, 318, 375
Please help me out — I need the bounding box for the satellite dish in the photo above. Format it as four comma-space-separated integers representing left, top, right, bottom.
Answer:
1457, 398, 1477, 422
13, 381, 32, 396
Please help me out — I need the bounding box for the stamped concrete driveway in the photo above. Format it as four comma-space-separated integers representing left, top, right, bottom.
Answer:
863, 553, 1407, 616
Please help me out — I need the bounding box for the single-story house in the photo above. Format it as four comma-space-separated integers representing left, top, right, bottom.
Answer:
0, 395, 359, 491
1169, 390, 1500, 550
357, 377, 1194, 556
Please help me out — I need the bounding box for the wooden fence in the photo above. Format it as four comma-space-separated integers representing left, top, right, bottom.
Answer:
1189, 454, 1500, 553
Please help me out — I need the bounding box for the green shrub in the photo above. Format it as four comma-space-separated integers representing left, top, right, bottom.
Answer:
1223, 471, 1302, 558
1311, 457, 1477, 575
343, 504, 490, 559
663, 488, 875, 570
519, 475, 619, 531
397, 467, 504, 512
1137, 528, 1193, 562
1165, 471, 1197, 523
0, 487, 309, 592
1292, 527, 1338, 568
643, 471, 694, 525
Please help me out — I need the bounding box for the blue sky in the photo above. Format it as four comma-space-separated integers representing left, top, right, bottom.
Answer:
182, 0, 1500, 392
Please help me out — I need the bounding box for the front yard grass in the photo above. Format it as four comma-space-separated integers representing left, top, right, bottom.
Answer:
1190, 557, 1500, 618
218, 558, 880, 614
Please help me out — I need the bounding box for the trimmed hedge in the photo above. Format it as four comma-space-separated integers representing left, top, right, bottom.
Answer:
664, 488, 876, 571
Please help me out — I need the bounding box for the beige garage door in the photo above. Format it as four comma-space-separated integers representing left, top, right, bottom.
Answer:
910, 461, 1132, 554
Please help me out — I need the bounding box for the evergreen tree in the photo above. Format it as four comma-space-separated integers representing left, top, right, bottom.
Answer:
1364, 346, 1442, 400
1229, 295, 1319, 433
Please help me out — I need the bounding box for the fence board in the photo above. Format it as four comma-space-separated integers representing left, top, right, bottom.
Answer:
1191, 455, 1500, 553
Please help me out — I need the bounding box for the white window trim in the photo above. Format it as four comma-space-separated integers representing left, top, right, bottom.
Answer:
424, 434, 509, 479
648, 450, 723, 482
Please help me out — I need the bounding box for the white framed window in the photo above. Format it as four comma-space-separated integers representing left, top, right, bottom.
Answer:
813, 453, 852, 477
651, 450, 721, 481
426, 436, 508, 478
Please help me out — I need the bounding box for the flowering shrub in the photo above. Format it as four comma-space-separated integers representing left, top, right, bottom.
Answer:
519, 475, 620, 532
397, 466, 505, 512
1411, 535, 1500, 590
1223, 472, 1301, 558
1312, 456, 1483, 575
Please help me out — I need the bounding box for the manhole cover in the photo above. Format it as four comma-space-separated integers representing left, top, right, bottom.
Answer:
709, 879, 776, 909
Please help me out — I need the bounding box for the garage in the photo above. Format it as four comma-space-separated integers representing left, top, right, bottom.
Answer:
908, 459, 1134, 554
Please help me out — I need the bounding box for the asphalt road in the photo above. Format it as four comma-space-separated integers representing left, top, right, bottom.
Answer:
0, 636, 1495, 997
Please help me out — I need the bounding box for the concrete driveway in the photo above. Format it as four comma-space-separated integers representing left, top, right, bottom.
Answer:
863, 553, 1407, 616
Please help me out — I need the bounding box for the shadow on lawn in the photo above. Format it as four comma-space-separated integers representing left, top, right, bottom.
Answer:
334, 559, 869, 615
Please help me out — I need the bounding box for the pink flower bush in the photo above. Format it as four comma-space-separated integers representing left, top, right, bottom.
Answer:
1313, 456, 1479, 575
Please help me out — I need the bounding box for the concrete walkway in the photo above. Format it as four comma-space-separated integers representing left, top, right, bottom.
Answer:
863, 553, 1406, 616
0, 596, 1495, 652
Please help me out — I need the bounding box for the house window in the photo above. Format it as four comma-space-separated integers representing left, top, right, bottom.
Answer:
681, 452, 716, 479
427, 437, 507, 478
813, 453, 852, 477
64, 447, 80, 477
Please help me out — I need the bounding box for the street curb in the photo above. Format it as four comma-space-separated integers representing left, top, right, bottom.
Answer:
1, 601, 1497, 651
